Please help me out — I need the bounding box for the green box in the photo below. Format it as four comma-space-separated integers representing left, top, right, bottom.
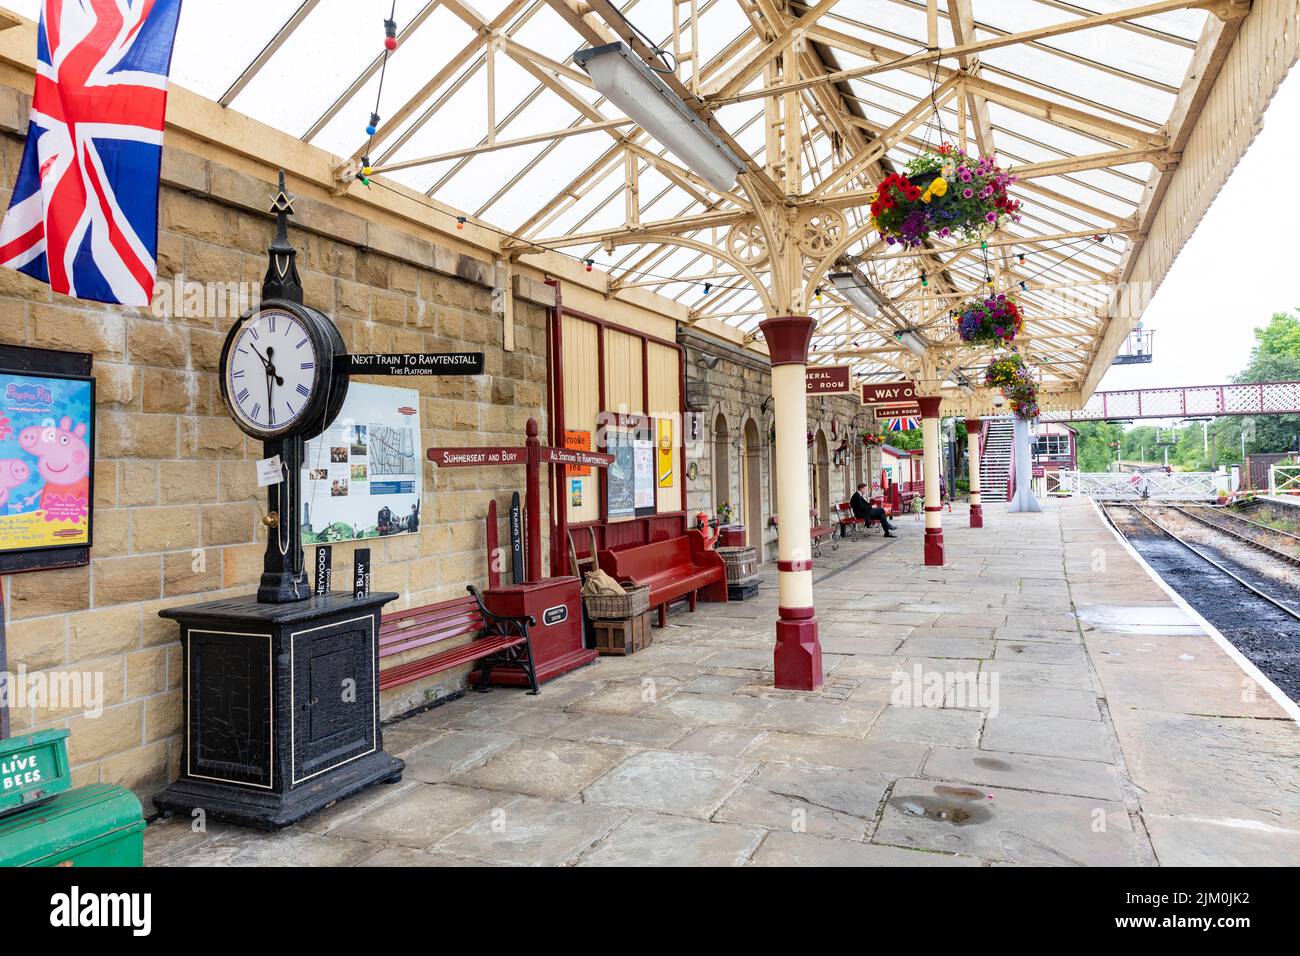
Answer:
0, 784, 145, 867
0, 728, 71, 817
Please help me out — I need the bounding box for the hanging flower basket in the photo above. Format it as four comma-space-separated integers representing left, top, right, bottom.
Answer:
958, 293, 1023, 347
870, 143, 1021, 249
984, 352, 1039, 420
861, 431, 884, 447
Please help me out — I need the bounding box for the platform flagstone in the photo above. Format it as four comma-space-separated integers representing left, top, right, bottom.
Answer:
146, 498, 1300, 867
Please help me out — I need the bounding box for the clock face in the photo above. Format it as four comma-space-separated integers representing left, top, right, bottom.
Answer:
223, 308, 321, 435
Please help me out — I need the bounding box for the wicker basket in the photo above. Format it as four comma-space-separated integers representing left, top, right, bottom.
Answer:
583, 583, 651, 620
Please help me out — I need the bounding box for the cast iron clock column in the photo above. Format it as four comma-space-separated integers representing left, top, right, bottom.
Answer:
153, 172, 403, 829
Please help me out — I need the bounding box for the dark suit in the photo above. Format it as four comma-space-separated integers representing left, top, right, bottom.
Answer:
851, 491, 892, 529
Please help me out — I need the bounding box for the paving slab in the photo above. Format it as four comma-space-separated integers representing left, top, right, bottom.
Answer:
981, 714, 1114, 763
874, 778, 1140, 866
923, 747, 1124, 801
399, 730, 520, 783
644, 691, 770, 726
750, 830, 984, 866
714, 762, 890, 841
868, 706, 984, 747
453, 738, 628, 799
579, 812, 764, 866
748, 698, 882, 738
671, 726, 769, 756
329, 783, 501, 849
1145, 816, 1300, 867
435, 796, 627, 866
583, 750, 756, 818
554, 714, 692, 749
743, 731, 927, 776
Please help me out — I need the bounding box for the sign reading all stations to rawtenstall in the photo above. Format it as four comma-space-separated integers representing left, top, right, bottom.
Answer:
539, 447, 615, 469
805, 365, 852, 395
348, 353, 485, 376
862, 380, 917, 405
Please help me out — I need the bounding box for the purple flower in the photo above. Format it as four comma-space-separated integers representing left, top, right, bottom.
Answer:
986, 212, 997, 223
963, 187, 974, 199
939, 226, 950, 238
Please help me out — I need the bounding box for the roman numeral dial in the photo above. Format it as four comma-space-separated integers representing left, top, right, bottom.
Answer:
222, 307, 322, 437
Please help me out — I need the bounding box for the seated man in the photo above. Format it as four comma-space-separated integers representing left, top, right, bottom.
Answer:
851, 483, 897, 538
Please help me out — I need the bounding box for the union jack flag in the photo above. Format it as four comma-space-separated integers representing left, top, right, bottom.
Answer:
886, 417, 921, 432
0, 0, 183, 306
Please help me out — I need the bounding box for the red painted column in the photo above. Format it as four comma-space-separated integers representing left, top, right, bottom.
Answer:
964, 417, 984, 528
759, 316, 822, 691
525, 417, 543, 583
918, 396, 945, 566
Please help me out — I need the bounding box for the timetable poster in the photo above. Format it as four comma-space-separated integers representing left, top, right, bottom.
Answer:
301, 383, 422, 544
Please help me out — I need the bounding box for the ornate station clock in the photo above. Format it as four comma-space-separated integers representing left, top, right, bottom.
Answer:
218, 172, 349, 602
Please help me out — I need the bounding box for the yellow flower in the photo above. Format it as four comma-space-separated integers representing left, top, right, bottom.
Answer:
928, 176, 948, 197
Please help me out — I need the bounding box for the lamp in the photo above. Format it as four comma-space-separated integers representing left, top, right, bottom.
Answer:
896, 330, 928, 356
827, 270, 881, 318
574, 43, 746, 191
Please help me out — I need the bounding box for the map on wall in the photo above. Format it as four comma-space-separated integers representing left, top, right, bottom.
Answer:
301, 383, 422, 543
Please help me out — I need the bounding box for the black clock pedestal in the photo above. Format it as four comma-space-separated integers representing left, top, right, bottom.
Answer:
153, 591, 404, 830
258, 433, 311, 603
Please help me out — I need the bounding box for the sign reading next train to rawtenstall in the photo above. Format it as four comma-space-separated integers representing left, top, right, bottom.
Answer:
348, 353, 485, 376
806, 365, 853, 395
862, 380, 917, 405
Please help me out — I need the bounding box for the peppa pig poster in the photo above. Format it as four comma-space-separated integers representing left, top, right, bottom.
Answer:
0, 371, 94, 555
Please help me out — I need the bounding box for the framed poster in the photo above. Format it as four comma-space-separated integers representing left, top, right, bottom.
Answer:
301, 383, 422, 543
656, 417, 674, 488
633, 439, 655, 511
0, 349, 95, 571
605, 434, 636, 521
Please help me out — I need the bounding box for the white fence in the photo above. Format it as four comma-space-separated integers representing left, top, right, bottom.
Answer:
1059, 470, 1227, 501
1269, 463, 1300, 496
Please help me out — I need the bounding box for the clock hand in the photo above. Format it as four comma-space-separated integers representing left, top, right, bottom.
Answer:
265, 346, 284, 386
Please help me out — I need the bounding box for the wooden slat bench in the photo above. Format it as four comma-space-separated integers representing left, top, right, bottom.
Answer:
772, 512, 839, 556
835, 501, 865, 540
378, 585, 539, 695
598, 534, 727, 627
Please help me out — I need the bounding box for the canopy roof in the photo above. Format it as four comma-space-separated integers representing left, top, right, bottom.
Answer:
3, 0, 1256, 402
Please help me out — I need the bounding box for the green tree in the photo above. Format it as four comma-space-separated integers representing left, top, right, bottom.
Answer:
1073, 421, 1124, 471
1221, 310, 1300, 456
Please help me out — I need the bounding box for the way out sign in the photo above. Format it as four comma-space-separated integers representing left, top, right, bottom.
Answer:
806, 365, 852, 395
862, 380, 917, 405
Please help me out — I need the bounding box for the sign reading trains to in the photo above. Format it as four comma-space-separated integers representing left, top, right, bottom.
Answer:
301, 383, 422, 544
0, 371, 95, 554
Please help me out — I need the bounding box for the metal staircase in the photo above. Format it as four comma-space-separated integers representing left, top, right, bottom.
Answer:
980, 417, 1015, 502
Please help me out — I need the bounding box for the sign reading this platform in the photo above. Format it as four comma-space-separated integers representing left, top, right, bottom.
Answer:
806, 365, 852, 395
348, 352, 485, 376
862, 381, 917, 405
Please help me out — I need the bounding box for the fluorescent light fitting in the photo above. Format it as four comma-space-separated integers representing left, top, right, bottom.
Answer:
896, 330, 927, 356
574, 43, 745, 192
827, 271, 880, 317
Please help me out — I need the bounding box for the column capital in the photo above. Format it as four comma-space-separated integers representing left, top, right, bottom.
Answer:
917, 395, 943, 418
964, 417, 983, 433
759, 316, 816, 366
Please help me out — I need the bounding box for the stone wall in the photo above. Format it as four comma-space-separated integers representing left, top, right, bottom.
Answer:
0, 88, 551, 795
680, 330, 877, 557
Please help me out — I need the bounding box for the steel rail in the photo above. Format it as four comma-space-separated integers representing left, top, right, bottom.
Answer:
1102, 504, 1300, 623
1164, 504, 1300, 570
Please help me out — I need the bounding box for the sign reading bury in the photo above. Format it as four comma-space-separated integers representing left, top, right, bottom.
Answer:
348, 352, 485, 376
428, 447, 528, 467
805, 365, 852, 395
862, 380, 917, 405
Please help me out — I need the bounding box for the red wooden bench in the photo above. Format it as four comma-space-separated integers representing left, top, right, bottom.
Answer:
835, 501, 865, 540
772, 511, 839, 556
378, 585, 539, 695
598, 533, 727, 627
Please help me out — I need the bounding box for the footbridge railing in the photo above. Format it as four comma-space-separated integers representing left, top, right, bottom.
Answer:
1058, 471, 1226, 501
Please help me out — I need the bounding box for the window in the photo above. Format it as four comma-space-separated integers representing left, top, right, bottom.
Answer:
1033, 434, 1071, 460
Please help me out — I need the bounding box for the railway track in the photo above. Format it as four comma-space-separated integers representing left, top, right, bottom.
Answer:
1164, 504, 1300, 568
1102, 503, 1300, 623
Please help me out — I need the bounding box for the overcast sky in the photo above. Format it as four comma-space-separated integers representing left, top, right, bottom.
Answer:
1096, 67, 1300, 396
